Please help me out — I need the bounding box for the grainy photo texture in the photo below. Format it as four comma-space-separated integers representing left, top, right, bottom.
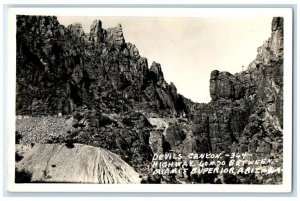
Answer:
15, 15, 284, 184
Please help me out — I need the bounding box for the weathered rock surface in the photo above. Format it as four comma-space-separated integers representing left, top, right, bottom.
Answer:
210, 70, 244, 101
16, 15, 194, 117
15, 143, 141, 183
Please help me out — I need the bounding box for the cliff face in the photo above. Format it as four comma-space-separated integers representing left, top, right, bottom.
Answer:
16, 16, 283, 184
147, 17, 283, 162
188, 18, 283, 183
16, 16, 193, 117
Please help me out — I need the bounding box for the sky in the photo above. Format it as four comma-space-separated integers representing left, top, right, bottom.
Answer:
57, 16, 273, 103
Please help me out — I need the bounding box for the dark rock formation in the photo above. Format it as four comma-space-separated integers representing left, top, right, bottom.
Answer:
210, 70, 244, 100
189, 17, 284, 156
16, 15, 193, 118
89, 20, 103, 43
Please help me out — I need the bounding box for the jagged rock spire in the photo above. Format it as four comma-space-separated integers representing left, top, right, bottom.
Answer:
90, 20, 103, 43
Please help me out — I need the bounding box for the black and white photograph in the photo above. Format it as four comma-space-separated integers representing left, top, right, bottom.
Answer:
6, 7, 293, 192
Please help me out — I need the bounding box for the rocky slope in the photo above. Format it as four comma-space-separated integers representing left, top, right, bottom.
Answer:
15, 143, 141, 183
16, 16, 284, 184
16, 16, 194, 117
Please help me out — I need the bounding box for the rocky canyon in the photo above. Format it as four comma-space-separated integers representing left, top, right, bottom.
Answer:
15, 15, 284, 184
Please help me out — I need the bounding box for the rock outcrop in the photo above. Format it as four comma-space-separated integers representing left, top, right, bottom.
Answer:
16, 15, 193, 118
210, 70, 245, 101
190, 17, 284, 155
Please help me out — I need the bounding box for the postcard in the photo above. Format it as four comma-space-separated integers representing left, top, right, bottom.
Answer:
6, 7, 293, 192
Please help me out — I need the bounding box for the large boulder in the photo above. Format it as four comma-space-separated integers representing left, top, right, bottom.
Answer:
209, 70, 244, 100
